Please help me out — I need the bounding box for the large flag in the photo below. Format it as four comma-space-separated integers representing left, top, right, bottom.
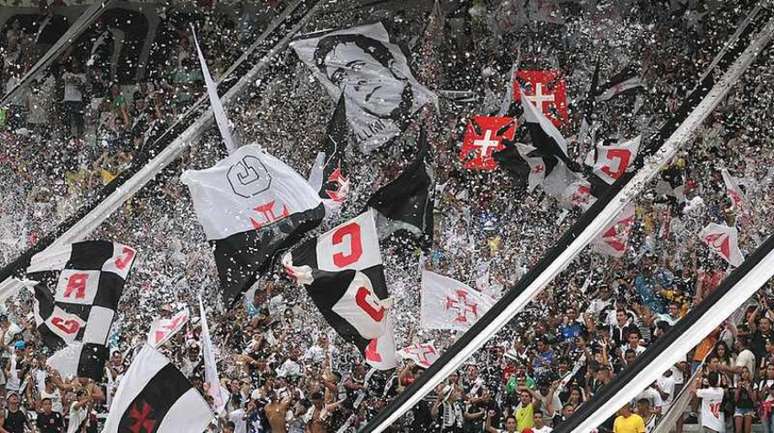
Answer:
398, 341, 440, 369
102, 344, 213, 433
199, 296, 229, 414
366, 127, 434, 247
27, 241, 136, 380
700, 223, 744, 267
594, 65, 643, 102
459, 116, 516, 170
147, 308, 190, 349
291, 22, 436, 153
283, 211, 392, 363
591, 136, 641, 185
721, 168, 747, 212
591, 204, 636, 257
515, 69, 568, 126
420, 270, 494, 331
180, 145, 325, 306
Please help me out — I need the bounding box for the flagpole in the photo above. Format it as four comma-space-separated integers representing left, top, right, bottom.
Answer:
190, 24, 238, 154
360, 6, 774, 433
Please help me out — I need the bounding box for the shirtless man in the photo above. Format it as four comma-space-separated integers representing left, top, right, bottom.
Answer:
304, 391, 340, 433
265, 389, 292, 433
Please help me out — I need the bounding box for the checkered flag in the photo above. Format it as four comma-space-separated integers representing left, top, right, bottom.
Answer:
27, 240, 137, 380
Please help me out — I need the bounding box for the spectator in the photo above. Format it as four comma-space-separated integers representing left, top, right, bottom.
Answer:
62, 60, 86, 140
612, 404, 645, 433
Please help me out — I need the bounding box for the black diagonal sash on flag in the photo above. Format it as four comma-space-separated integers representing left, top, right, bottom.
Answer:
594, 65, 642, 102
181, 145, 325, 307
117, 364, 192, 433
366, 126, 434, 248
103, 345, 212, 433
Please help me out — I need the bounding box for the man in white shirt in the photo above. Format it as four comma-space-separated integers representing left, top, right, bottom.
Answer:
532, 411, 553, 433
694, 372, 725, 433
735, 336, 756, 383
657, 369, 676, 413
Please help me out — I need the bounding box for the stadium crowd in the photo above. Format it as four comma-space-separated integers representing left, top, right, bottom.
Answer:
0, 1, 773, 433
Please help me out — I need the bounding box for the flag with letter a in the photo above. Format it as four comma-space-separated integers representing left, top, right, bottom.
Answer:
181, 145, 325, 306
27, 240, 136, 380
420, 270, 494, 331
102, 344, 213, 433
700, 223, 744, 267
283, 211, 393, 367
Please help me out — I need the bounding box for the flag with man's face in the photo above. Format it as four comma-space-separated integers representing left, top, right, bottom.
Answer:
291, 22, 436, 153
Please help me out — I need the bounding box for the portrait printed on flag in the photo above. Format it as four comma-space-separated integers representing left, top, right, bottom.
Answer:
292, 23, 436, 153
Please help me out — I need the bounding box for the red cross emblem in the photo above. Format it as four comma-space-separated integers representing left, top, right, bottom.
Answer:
325, 166, 349, 203
460, 116, 516, 171
405, 343, 438, 368
532, 164, 545, 174
250, 200, 289, 229
444, 289, 479, 324
126, 400, 156, 433
515, 70, 568, 126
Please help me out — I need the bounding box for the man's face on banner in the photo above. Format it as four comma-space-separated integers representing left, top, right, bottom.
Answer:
319, 36, 409, 118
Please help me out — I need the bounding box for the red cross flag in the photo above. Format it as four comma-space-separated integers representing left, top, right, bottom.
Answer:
147, 307, 190, 349
420, 270, 495, 331
398, 341, 440, 369
460, 116, 516, 171
700, 223, 745, 267
515, 70, 568, 126
592, 204, 635, 257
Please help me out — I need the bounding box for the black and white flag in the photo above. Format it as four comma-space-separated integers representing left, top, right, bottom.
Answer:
27, 241, 136, 380
181, 144, 325, 306
366, 126, 434, 247
102, 344, 213, 433
594, 65, 643, 102
283, 211, 392, 362
291, 22, 436, 153
308, 94, 351, 214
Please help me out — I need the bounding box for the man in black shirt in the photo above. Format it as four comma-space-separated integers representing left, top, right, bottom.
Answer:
36, 398, 64, 433
0, 393, 29, 433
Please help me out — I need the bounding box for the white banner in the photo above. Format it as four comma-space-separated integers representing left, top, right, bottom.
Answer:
420, 270, 494, 331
